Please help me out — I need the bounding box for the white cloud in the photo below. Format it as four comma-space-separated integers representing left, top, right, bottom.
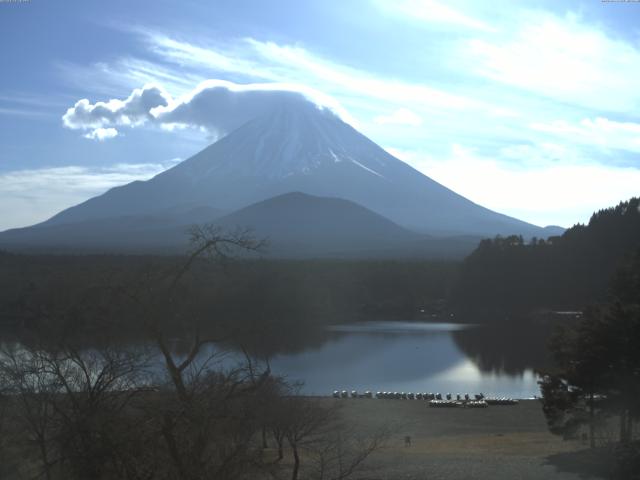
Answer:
467, 12, 640, 113
143, 32, 280, 85
0, 160, 181, 231
0, 106, 53, 118
56, 57, 204, 100
60, 30, 522, 151
62, 84, 172, 132
0, 93, 69, 118
374, 108, 423, 126
388, 145, 640, 227
151, 79, 351, 137
530, 117, 640, 153
124, 24, 640, 161
136, 31, 487, 113
246, 39, 481, 112
499, 142, 581, 167
63, 79, 350, 141
375, 0, 496, 32
84, 127, 119, 141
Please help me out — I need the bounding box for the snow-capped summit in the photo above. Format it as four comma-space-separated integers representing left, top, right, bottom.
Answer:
167, 101, 389, 180
38, 98, 544, 237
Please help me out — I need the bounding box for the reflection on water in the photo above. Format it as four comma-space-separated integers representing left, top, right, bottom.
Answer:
452, 322, 553, 376
3, 321, 548, 399
260, 321, 541, 398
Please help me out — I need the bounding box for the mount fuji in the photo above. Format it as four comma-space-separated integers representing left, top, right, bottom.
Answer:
0, 98, 561, 256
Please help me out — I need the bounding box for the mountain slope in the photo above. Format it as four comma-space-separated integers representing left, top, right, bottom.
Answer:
0, 192, 482, 258
0, 205, 224, 252
37, 101, 549, 238
216, 191, 417, 256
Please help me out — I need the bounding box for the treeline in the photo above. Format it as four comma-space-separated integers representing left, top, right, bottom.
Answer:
0, 247, 457, 354
3, 198, 638, 336
451, 197, 640, 318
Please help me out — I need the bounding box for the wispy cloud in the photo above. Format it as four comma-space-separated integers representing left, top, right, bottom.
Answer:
388, 145, 640, 227
0, 93, 71, 118
245, 38, 482, 112
530, 117, 640, 153
467, 11, 640, 114
0, 105, 55, 118
143, 32, 280, 85
0, 93, 72, 109
130, 31, 517, 152
374, 108, 423, 126
133, 30, 488, 115
0, 160, 181, 230
374, 0, 496, 32
59, 27, 525, 149
56, 57, 204, 99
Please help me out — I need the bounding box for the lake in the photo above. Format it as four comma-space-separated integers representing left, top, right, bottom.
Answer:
202, 321, 543, 398
2, 321, 546, 399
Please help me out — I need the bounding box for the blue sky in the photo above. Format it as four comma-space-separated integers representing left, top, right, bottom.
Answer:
1, 0, 639, 230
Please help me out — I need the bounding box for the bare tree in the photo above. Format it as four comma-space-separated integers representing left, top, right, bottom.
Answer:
283, 396, 336, 480
266, 381, 293, 462
118, 225, 275, 480
0, 342, 149, 480
45, 346, 148, 479
309, 426, 389, 480
1, 344, 63, 480
274, 394, 388, 480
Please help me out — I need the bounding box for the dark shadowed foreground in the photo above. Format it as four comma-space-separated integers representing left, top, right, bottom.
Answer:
326, 398, 608, 480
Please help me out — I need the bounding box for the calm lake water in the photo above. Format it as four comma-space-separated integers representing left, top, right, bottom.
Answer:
218, 321, 541, 398
3, 321, 545, 399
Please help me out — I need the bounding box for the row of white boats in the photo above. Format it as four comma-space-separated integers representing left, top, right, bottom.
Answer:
331, 390, 519, 407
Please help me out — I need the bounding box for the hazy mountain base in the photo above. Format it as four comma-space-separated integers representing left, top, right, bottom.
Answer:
0, 193, 483, 259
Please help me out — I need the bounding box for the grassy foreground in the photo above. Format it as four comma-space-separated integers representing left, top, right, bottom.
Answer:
297, 398, 605, 480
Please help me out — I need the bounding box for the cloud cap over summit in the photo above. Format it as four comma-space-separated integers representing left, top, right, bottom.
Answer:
62, 80, 349, 141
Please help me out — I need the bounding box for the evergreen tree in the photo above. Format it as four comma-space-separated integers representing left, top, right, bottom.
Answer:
540, 247, 640, 446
